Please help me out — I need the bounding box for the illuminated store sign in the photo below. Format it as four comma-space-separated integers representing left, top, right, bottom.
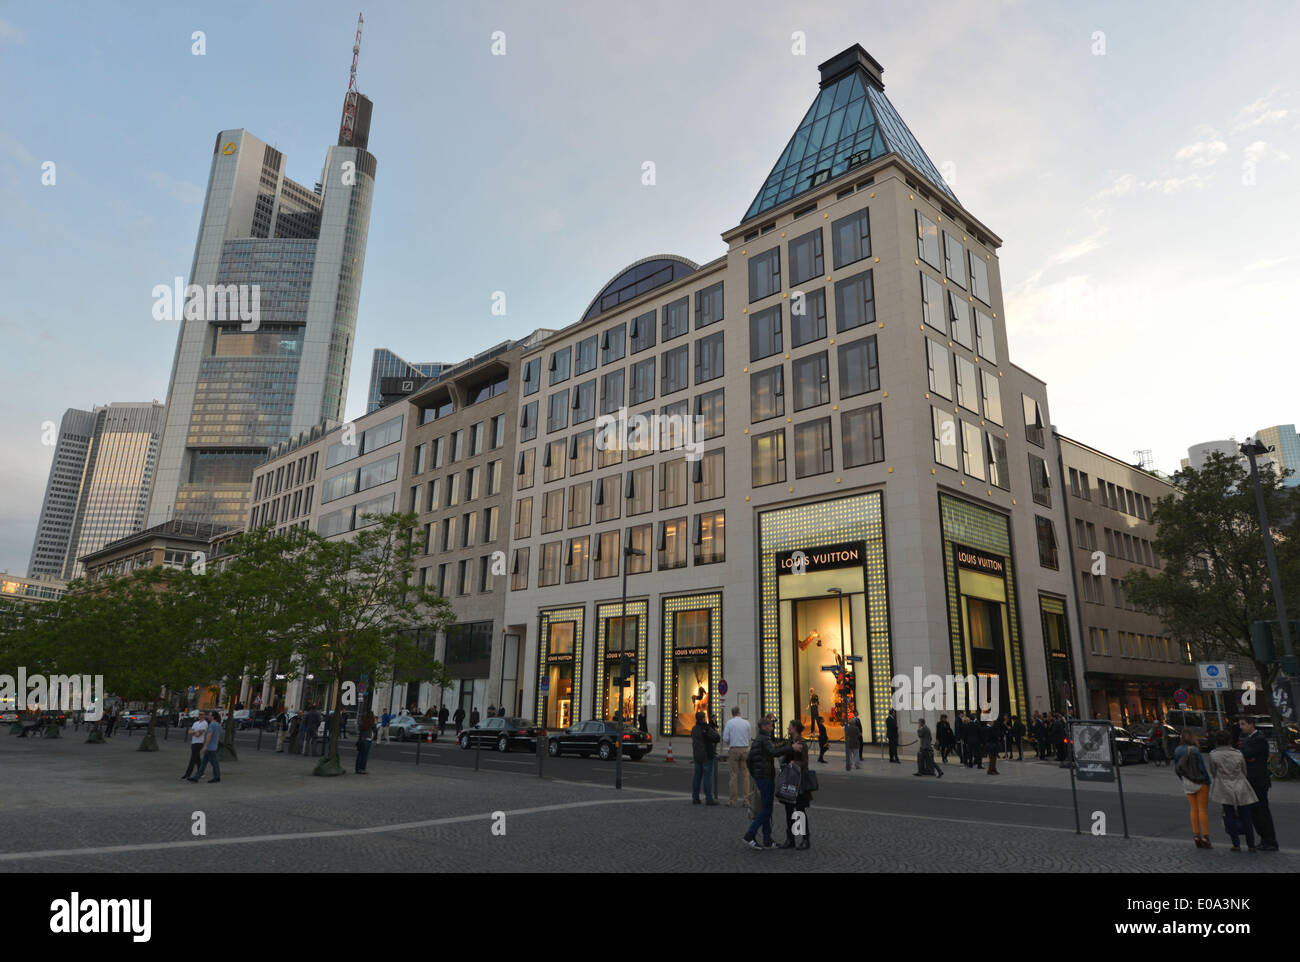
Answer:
776, 541, 864, 575
955, 546, 1004, 576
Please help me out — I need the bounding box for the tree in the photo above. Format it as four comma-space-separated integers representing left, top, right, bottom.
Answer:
285, 513, 455, 775
1126, 452, 1300, 736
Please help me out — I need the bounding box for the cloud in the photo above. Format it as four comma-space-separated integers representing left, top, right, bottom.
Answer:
1093, 171, 1206, 201
1232, 92, 1290, 132
1242, 140, 1290, 164
1173, 138, 1227, 167
0, 19, 25, 42
1048, 228, 1107, 267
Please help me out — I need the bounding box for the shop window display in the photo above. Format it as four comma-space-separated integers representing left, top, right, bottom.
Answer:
673, 609, 711, 734
544, 621, 576, 730
603, 614, 638, 721
793, 595, 856, 741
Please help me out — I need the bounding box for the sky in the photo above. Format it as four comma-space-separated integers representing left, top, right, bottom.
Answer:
2, 0, 1298, 575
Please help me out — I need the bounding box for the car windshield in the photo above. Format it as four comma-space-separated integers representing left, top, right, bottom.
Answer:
507, 719, 531, 728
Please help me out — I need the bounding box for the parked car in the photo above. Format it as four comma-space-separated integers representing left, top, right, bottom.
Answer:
547, 720, 653, 761
458, 717, 543, 753
389, 715, 439, 742
122, 710, 154, 731
1165, 709, 1223, 751
232, 709, 256, 730
1110, 727, 1148, 765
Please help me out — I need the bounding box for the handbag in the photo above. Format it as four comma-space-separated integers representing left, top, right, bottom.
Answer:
1176, 748, 1208, 786
801, 769, 820, 794
775, 762, 802, 804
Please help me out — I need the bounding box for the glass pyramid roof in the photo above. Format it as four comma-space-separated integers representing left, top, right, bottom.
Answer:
743, 68, 957, 223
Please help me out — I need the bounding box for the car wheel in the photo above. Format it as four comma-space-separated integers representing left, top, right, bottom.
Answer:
459, 734, 471, 750
1268, 754, 1290, 779
497, 735, 509, 753
598, 741, 614, 761
548, 740, 560, 757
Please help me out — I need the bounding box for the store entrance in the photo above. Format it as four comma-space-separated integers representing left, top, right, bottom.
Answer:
791, 595, 856, 742
965, 596, 1007, 710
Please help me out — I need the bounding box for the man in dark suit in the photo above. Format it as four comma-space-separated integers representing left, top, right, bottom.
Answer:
886, 709, 900, 763
1239, 717, 1279, 851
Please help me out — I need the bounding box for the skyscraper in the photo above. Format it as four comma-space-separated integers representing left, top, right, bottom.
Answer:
146, 24, 378, 528
366, 348, 446, 412
28, 402, 165, 580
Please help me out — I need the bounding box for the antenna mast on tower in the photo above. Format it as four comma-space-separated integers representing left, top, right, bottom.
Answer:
339, 13, 366, 146
348, 12, 363, 91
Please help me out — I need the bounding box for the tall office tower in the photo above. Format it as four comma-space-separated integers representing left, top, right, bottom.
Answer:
28, 402, 165, 580
28, 408, 97, 578
147, 21, 378, 528
366, 348, 446, 412
1253, 424, 1300, 487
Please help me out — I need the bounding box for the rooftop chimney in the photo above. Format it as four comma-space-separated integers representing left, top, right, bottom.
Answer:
818, 44, 884, 91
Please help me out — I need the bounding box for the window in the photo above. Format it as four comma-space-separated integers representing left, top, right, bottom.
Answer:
695, 332, 724, 384
450, 430, 463, 463
837, 336, 879, 399
749, 305, 782, 361
539, 542, 562, 587
413, 443, 427, 475
981, 371, 1002, 424
594, 530, 620, 579
695, 389, 725, 440
522, 357, 541, 396
441, 517, 455, 551
750, 365, 785, 422
961, 421, 985, 481
549, 346, 571, 385
514, 497, 532, 539
479, 555, 493, 592
975, 310, 997, 363
595, 475, 621, 522
575, 335, 598, 375
948, 293, 973, 349
1023, 395, 1045, 447
663, 296, 690, 341
927, 340, 952, 400
321, 470, 357, 504
601, 323, 626, 364
661, 345, 689, 395
943, 231, 966, 287
985, 433, 1009, 489
789, 228, 824, 286
752, 428, 786, 486
792, 352, 830, 411
831, 208, 871, 270
489, 413, 506, 449
693, 449, 724, 501
361, 415, 403, 453
430, 436, 445, 469
657, 518, 688, 570
1085, 521, 1097, 549
626, 525, 652, 573
932, 408, 958, 470
600, 370, 624, 415
544, 439, 567, 483
630, 358, 656, 404
659, 399, 690, 451
920, 273, 945, 334
660, 458, 687, 510
569, 430, 594, 475
358, 455, 399, 491
628, 309, 657, 354
833, 270, 875, 332
546, 389, 570, 433
1029, 454, 1052, 506
794, 418, 833, 478
842, 405, 884, 467
487, 459, 502, 495
516, 448, 535, 489
465, 466, 480, 501
461, 511, 476, 548
916, 211, 941, 268
790, 287, 827, 347
955, 356, 979, 413
969, 251, 991, 304
695, 281, 724, 329
541, 489, 564, 534
627, 409, 655, 460
748, 247, 781, 302
568, 481, 591, 527
572, 379, 596, 424
597, 423, 623, 468
627, 466, 654, 515
694, 511, 725, 565
1080, 472, 1092, 501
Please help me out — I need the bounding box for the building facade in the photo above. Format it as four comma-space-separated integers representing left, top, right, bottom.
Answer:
1253, 424, 1300, 488
28, 408, 98, 578
147, 81, 378, 530
498, 46, 1084, 743
366, 348, 446, 413
79, 519, 227, 583
0, 571, 68, 605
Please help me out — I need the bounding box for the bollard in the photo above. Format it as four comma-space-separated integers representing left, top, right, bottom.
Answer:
415, 737, 421, 766
475, 733, 481, 772
537, 733, 545, 778
256, 726, 263, 751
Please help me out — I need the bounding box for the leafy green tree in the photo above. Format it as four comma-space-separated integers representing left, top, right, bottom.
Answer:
1126, 452, 1300, 736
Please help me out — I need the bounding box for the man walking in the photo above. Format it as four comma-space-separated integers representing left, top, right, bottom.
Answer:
722, 706, 752, 809
438, 704, 449, 734
356, 710, 377, 774
1239, 717, 1279, 851
105, 703, 119, 738
846, 712, 863, 770
303, 704, 322, 756
913, 716, 943, 778
182, 711, 209, 780
189, 711, 222, 782
965, 713, 984, 769
470, 706, 481, 727
1010, 714, 1025, 761
690, 711, 720, 805
886, 708, 900, 763
379, 710, 392, 743
743, 715, 790, 850
453, 706, 466, 734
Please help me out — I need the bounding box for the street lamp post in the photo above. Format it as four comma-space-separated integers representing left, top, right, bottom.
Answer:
1240, 439, 1300, 719
827, 588, 849, 771
616, 544, 645, 790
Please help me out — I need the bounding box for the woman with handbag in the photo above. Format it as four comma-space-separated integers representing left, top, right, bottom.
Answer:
1173, 729, 1214, 849
779, 720, 815, 850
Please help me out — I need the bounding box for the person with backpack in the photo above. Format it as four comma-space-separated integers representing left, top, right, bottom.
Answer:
743, 715, 791, 851
778, 720, 814, 849
690, 711, 721, 805
1173, 729, 1213, 848
1208, 730, 1257, 851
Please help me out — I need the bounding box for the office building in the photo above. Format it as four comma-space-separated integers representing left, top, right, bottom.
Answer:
1253, 424, 1300, 487
366, 348, 446, 412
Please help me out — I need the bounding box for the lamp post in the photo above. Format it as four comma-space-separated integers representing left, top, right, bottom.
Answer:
616, 543, 646, 790
1240, 439, 1300, 719
827, 588, 850, 771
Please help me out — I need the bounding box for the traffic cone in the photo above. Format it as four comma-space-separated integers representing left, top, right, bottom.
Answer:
665, 741, 675, 762
426, 732, 433, 743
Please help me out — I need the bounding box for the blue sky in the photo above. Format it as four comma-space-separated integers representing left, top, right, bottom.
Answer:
2, 0, 1298, 574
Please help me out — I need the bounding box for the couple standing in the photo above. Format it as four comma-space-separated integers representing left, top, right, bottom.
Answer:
182, 711, 223, 783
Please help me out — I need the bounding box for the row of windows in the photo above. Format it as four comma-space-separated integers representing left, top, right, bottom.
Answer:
751, 337, 880, 423
916, 210, 991, 305
1087, 627, 1190, 664
408, 460, 504, 514
747, 208, 875, 304
919, 270, 998, 365
1071, 519, 1159, 568
413, 415, 506, 474
930, 406, 1012, 490
1066, 467, 1155, 520
419, 505, 502, 554
751, 404, 885, 485
324, 414, 403, 469
250, 484, 315, 529
320, 454, 400, 505
318, 492, 397, 538
419, 555, 499, 598
252, 450, 318, 501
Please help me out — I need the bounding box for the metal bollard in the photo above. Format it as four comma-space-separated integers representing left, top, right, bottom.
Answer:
415, 738, 421, 766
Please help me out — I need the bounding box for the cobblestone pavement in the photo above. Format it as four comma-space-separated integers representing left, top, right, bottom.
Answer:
3, 731, 1296, 872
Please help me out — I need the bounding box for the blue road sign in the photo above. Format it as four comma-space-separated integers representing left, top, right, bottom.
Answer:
718, 679, 728, 696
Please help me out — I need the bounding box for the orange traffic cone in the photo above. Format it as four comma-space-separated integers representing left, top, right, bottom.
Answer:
665, 741, 675, 762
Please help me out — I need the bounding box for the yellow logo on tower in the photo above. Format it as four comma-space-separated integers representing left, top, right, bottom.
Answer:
222, 141, 237, 156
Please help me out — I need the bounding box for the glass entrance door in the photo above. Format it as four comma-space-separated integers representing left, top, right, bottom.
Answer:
965, 596, 1007, 709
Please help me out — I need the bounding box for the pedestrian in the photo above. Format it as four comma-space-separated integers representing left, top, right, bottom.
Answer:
1050, 713, 1069, 766
1208, 730, 1257, 852
303, 704, 322, 755
356, 709, 377, 774
722, 706, 752, 810
453, 706, 466, 734
807, 690, 823, 743
886, 708, 900, 763
1173, 729, 1212, 848
779, 720, 813, 850
690, 711, 721, 805
743, 715, 790, 851
964, 713, 984, 769
936, 713, 956, 764
105, 703, 119, 737
498, 706, 507, 718
914, 716, 943, 778
637, 709, 648, 733
190, 711, 222, 783
1010, 715, 1025, 761
845, 712, 862, 769
181, 711, 209, 780
274, 708, 287, 752
439, 704, 449, 734
1238, 717, 1279, 851
288, 711, 302, 754
380, 710, 392, 743
487, 704, 497, 719
955, 713, 967, 765
469, 706, 480, 727
987, 715, 1003, 775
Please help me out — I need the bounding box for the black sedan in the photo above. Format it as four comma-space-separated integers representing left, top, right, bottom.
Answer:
547, 720, 653, 761
459, 716, 543, 753
1111, 727, 1148, 765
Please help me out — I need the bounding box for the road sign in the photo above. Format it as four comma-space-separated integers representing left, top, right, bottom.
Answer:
718, 679, 728, 697
540, 676, 550, 695
1174, 688, 1189, 705
1071, 720, 1115, 783
845, 655, 863, 662
358, 684, 368, 697
1197, 662, 1230, 691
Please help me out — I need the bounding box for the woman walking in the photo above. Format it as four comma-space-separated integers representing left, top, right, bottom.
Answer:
1207, 730, 1258, 852
780, 720, 813, 850
1173, 729, 1213, 848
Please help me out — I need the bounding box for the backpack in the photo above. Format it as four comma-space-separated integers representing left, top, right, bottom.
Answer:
1176, 747, 1208, 784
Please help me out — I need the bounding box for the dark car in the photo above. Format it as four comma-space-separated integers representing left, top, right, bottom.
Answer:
458, 716, 543, 753
1110, 727, 1148, 765
547, 720, 653, 761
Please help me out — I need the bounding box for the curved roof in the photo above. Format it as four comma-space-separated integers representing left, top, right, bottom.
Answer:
581, 255, 699, 322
